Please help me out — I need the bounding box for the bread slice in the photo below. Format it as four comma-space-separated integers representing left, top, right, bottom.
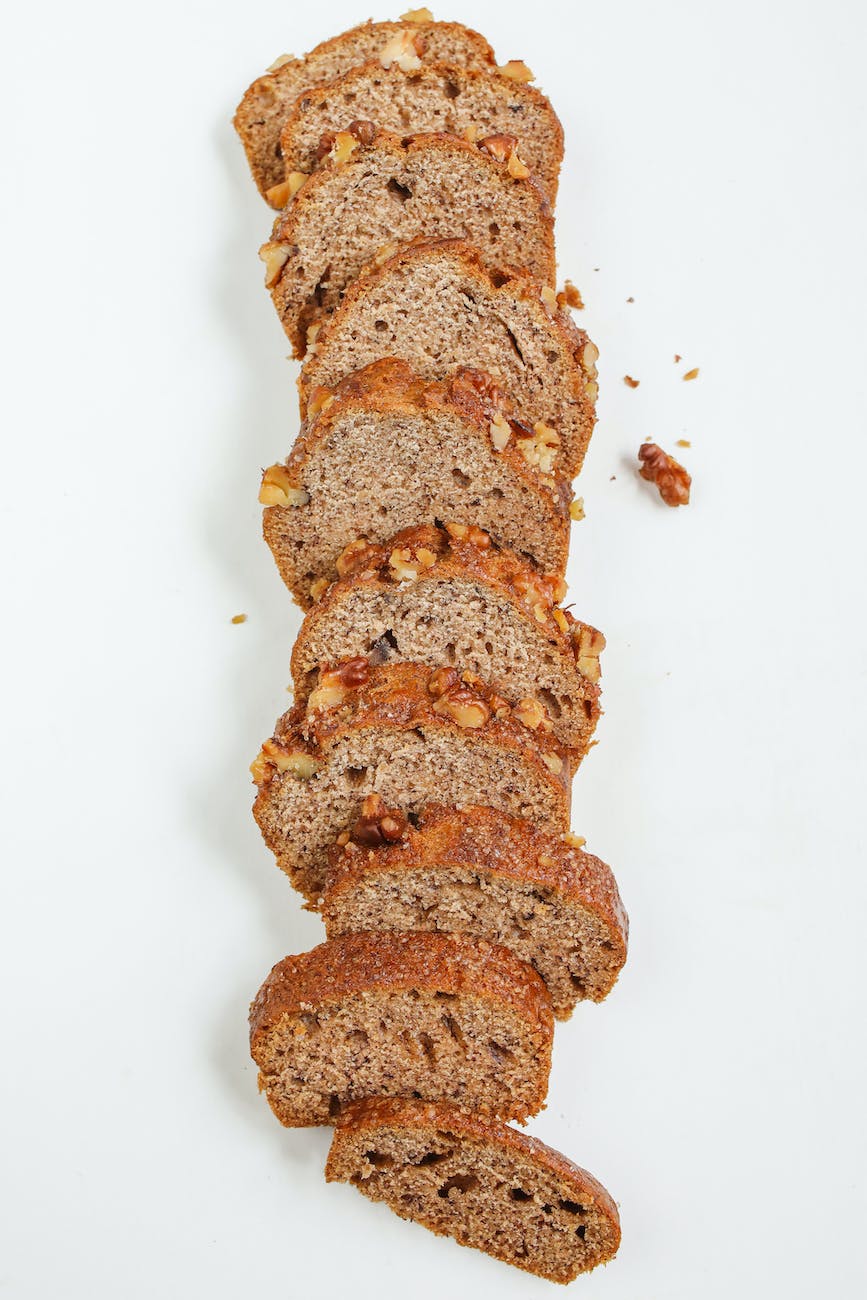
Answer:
290, 522, 604, 756
260, 359, 571, 608
300, 239, 598, 479
280, 62, 563, 204
323, 804, 628, 1019
251, 662, 572, 902
234, 18, 496, 203
260, 128, 555, 355
326, 1098, 620, 1282
249, 932, 553, 1125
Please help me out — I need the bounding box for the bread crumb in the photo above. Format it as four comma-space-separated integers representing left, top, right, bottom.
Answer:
610, 475, 616, 481
231, 613, 248, 624
683, 367, 699, 381
676, 438, 691, 448
626, 296, 634, 303
623, 375, 640, 388
557, 280, 584, 310
569, 498, 585, 521
674, 354, 682, 363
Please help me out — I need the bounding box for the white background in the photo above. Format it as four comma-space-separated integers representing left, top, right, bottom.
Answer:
1, 1, 866, 1295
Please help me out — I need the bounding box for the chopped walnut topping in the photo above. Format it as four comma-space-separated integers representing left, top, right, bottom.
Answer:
259, 242, 289, 289
542, 752, 564, 775
624, 375, 640, 388
540, 284, 557, 314
336, 538, 379, 578
683, 367, 699, 381
265, 180, 291, 208
388, 547, 420, 582
251, 741, 321, 784
307, 387, 335, 417
309, 577, 329, 603
584, 380, 598, 403
477, 133, 519, 164
557, 281, 584, 310
489, 413, 511, 452
581, 340, 599, 379
552, 608, 569, 635
347, 119, 377, 146
266, 53, 295, 72
308, 657, 371, 711
512, 697, 549, 731
427, 666, 460, 698
497, 59, 534, 82
329, 131, 359, 164
444, 521, 491, 548
259, 465, 309, 508
574, 625, 606, 681
432, 688, 491, 729
372, 241, 399, 267
507, 149, 530, 180
379, 29, 423, 71
415, 547, 438, 569
463, 124, 479, 143
350, 793, 410, 847
638, 442, 691, 507
563, 832, 586, 850
569, 498, 585, 522
399, 7, 434, 22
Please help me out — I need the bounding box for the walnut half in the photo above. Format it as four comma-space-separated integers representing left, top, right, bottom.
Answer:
638, 442, 691, 507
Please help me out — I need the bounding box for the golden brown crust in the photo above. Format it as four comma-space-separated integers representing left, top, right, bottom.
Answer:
323, 803, 629, 967
328, 1095, 621, 1239
251, 662, 574, 791
234, 20, 496, 200
249, 930, 554, 1051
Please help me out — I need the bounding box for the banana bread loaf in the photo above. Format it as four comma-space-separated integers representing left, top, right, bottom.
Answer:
322, 803, 628, 1019
290, 522, 604, 756
252, 661, 572, 902
326, 1097, 621, 1281
250, 931, 554, 1125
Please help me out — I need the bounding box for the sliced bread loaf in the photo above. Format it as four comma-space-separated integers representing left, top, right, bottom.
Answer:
260, 359, 571, 607
235, 18, 496, 203
252, 661, 572, 902
326, 1098, 621, 1281
280, 62, 563, 204
260, 128, 555, 355
250, 932, 553, 1125
300, 238, 598, 479
323, 803, 628, 1019
290, 522, 604, 756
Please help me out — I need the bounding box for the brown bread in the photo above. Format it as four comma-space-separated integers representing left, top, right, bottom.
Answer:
326, 1097, 621, 1282
250, 932, 554, 1125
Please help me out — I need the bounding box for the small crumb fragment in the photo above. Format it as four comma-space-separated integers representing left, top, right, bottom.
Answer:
231, 613, 248, 624
637, 442, 691, 507
626, 296, 634, 303
674, 354, 682, 363
676, 438, 691, 448
683, 367, 699, 381
623, 375, 640, 388
569, 497, 585, 521
610, 475, 616, 481
593, 266, 600, 271
557, 280, 584, 310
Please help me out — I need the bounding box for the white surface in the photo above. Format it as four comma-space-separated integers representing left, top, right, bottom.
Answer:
1, 1, 866, 1294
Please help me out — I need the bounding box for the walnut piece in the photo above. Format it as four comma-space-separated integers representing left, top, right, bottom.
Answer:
478, 133, 519, 164
563, 832, 586, 850
251, 740, 321, 784
308, 657, 371, 711
557, 281, 584, 310
329, 131, 359, 164
266, 53, 295, 72
400, 7, 434, 22
624, 375, 640, 388
512, 697, 549, 731
259, 242, 289, 289
427, 666, 461, 698
569, 498, 585, 522
350, 793, 409, 847
379, 29, 423, 71
432, 688, 491, 729
336, 538, 379, 578
507, 149, 531, 180
489, 413, 511, 451
309, 577, 329, 603
259, 465, 309, 508
638, 442, 691, 507
573, 625, 606, 682
683, 367, 699, 381
444, 521, 491, 549
497, 60, 534, 82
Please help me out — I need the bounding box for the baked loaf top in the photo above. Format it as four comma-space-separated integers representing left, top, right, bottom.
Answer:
279, 61, 563, 203
299, 237, 598, 478
234, 17, 496, 202
326, 1097, 621, 1282
250, 929, 552, 1047
260, 128, 556, 355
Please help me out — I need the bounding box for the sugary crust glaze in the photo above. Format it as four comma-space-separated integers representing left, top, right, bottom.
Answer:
260, 358, 572, 604
234, 19, 496, 201
299, 237, 598, 478
290, 522, 605, 756
279, 61, 564, 204
326, 1097, 621, 1281
260, 129, 556, 355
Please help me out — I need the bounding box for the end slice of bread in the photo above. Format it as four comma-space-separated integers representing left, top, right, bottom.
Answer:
290, 522, 604, 756
250, 932, 553, 1125
300, 238, 598, 478
323, 803, 628, 1019
260, 359, 571, 607
280, 62, 563, 203
326, 1097, 621, 1281
252, 661, 572, 902
234, 19, 496, 202
260, 128, 555, 355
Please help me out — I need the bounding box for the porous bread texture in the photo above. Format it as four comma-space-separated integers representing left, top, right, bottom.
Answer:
261, 130, 556, 355
290, 522, 603, 756
326, 1098, 621, 1282
281, 62, 563, 204
262, 360, 570, 606
250, 932, 553, 1125
252, 662, 571, 902
234, 19, 495, 202
300, 238, 598, 479
323, 804, 628, 1019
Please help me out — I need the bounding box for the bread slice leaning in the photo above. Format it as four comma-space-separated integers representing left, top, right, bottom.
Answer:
250, 932, 553, 1125
323, 803, 628, 1019
326, 1098, 621, 1282
290, 522, 604, 757
260, 359, 571, 607
300, 239, 598, 480
251, 661, 572, 902
260, 128, 555, 355
234, 17, 495, 203
280, 62, 563, 204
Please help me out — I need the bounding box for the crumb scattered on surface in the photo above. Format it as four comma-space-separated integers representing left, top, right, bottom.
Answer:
557, 280, 584, 310
623, 375, 640, 388
626, 296, 634, 303
231, 613, 248, 624
676, 438, 691, 448
610, 475, 616, 481
637, 442, 691, 507
683, 367, 699, 381
569, 498, 585, 521
674, 354, 682, 363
